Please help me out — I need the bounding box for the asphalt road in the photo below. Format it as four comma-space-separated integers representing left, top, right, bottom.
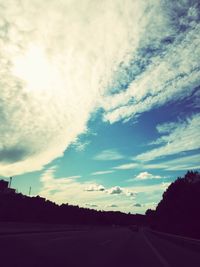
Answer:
0, 226, 200, 267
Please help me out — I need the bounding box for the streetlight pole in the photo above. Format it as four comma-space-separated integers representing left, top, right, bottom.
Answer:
9, 177, 13, 188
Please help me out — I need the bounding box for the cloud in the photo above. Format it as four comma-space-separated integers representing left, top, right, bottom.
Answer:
125, 191, 137, 198
107, 186, 123, 195
2, 0, 199, 177
113, 162, 138, 170
134, 203, 142, 207
39, 167, 141, 213
107, 204, 118, 208
0, 147, 30, 163
135, 172, 161, 180
73, 141, 90, 152
65, 175, 81, 179
39, 167, 174, 214
84, 183, 136, 199
0, 0, 145, 176
85, 184, 105, 192
93, 149, 124, 161
145, 154, 200, 171
127, 183, 170, 195
135, 114, 200, 162
40, 168, 107, 205
102, 1, 200, 123
91, 170, 114, 176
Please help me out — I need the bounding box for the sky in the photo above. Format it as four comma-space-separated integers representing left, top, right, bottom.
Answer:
0, 0, 200, 214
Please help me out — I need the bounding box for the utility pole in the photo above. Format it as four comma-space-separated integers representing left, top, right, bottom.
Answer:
29, 186, 31, 196
9, 177, 13, 188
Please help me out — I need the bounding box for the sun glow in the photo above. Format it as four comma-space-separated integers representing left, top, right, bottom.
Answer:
12, 44, 62, 93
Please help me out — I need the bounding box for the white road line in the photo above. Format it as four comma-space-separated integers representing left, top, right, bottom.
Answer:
150, 229, 200, 244
142, 230, 170, 267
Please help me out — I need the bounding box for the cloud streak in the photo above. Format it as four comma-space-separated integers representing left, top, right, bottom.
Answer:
136, 114, 200, 162
145, 154, 200, 171
91, 170, 114, 176
135, 172, 161, 180
102, 1, 200, 123
0, 0, 143, 176
93, 149, 124, 161
39, 167, 139, 213
1, 0, 199, 177
113, 162, 138, 170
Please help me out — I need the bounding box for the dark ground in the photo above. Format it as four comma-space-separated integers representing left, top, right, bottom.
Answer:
0, 224, 200, 267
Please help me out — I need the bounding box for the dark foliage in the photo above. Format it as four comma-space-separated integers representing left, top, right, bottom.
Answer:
146, 171, 200, 238
0, 187, 144, 226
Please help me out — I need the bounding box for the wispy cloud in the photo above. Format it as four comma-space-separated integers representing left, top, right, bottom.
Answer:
91, 170, 114, 176
106, 186, 123, 195
39, 167, 171, 213
145, 154, 200, 171
84, 184, 105, 192
135, 172, 161, 180
113, 162, 138, 170
115, 153, 200, 172
0, 0, 145, 176
40, 167, 139, 213
134, 203, 142, 207
106, 204, 118, 208
102, 2, 200, 123
1, 0, 199, 178
93, 149, 124, 161
73, 141, 90, 152
135, 114, 200, 162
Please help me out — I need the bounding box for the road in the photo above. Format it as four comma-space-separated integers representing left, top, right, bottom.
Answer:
0, 226, 200, 267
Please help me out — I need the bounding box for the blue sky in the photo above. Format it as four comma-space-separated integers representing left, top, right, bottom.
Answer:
0, 0, 200, 213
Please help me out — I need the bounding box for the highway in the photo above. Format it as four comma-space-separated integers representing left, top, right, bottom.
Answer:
0, 226, 200, 267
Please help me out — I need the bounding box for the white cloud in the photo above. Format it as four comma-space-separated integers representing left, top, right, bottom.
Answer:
2, 0, 199, 177
113, 162, 138, 170
134, 203, 142, 207
73, 141, 90, 152
65, 175, 81, 179
85, 184, 105, 192
127, 183, 170, 195
39, 167, 173, 214
106, 186, 123, 195
91, 170, 114, 176
136, 114, 200, 162
125, 191, 137, 198
40, 168, 107, 205
106, 204, 118, 208
0, 0, 146, 176
145, 154, 200, 171
93, 149, 124, 161
39, 167, 143, 213
135, 171, 161, 180
102, 2, 200, 123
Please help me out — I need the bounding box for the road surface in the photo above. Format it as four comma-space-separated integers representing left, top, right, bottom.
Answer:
0, 226, 200, 267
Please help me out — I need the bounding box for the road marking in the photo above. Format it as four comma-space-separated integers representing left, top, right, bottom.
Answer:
142, 230, 170, 267
150, 229, 200, 244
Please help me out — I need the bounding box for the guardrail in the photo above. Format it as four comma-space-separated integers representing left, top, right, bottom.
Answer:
146, 228, 200, 253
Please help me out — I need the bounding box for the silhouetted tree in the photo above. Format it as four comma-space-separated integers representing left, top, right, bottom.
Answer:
149, 171, 200, 238
0, 181, 145, 226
